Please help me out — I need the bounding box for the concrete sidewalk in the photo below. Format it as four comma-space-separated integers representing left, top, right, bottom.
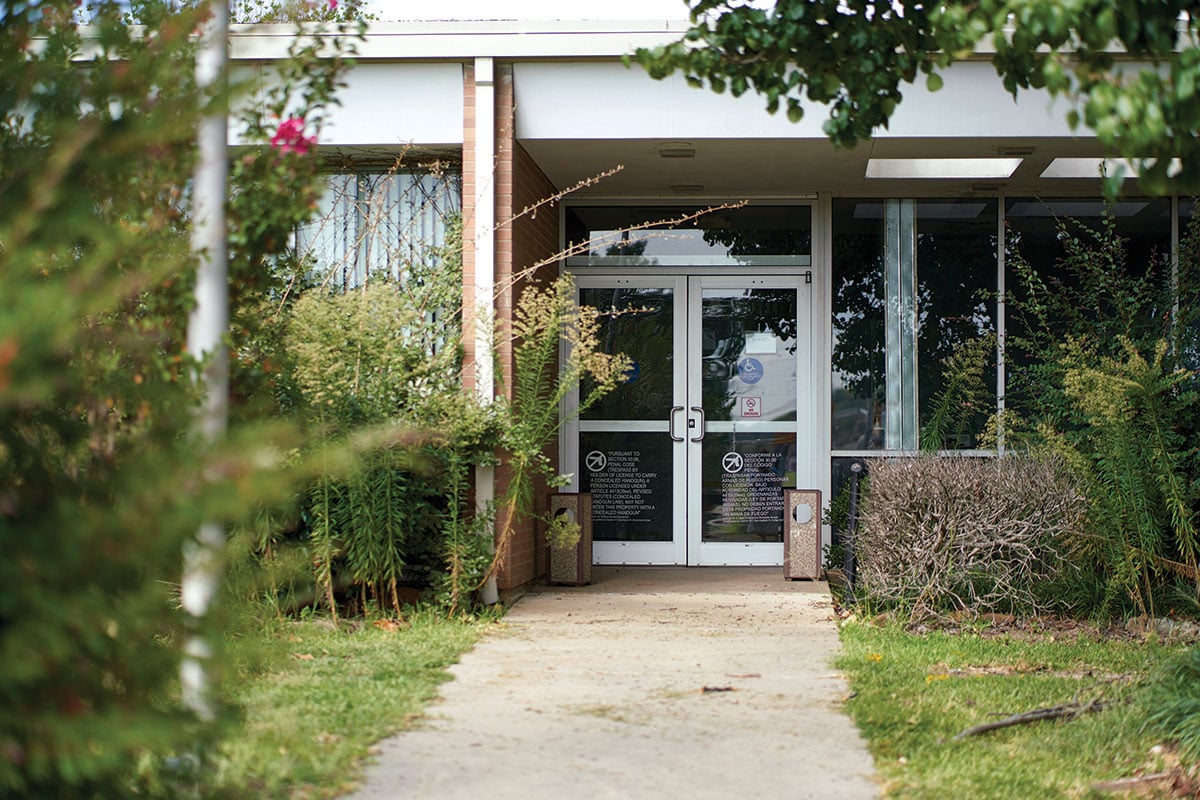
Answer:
347, 567, 878, 800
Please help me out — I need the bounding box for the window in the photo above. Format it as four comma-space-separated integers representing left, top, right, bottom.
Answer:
564, 205, 812, 267
1003, 197, 1171, 414
832, 195, 1183, 455
833, 199, 998, 452
915, 200, 998, 448
296, 170, 462, 291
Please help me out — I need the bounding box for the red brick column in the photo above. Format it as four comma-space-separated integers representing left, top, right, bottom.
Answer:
460, 62, 478, 397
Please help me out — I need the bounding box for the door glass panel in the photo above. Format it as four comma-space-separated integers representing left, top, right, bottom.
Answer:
701, 432, 795, 543
580, 287, 675, 420
701, 289, 797, 421
580, 431, 673, 542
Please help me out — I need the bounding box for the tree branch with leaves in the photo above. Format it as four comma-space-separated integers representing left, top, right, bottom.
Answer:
634, 0, 1200, 193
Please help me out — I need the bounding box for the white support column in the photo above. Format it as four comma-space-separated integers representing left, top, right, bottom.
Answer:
182, 0, 229, 723
472, 57, 499, 604
473, 56, 496, 406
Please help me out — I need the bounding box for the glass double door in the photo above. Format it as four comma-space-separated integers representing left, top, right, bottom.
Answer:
574, 274, 811, 566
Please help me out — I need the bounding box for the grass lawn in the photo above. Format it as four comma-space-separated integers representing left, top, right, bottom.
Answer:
837, 619, 1190, 799
212, 612, 488, 799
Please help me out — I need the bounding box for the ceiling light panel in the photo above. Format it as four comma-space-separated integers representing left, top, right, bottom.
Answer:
865, 158, 1023, 180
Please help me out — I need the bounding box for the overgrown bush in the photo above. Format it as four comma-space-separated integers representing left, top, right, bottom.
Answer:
249, 269, 628, 618
855, 455, 1086, 619
906, 206, 1200, 619
271, 277, 501, 617
1000, 211, 1200, 617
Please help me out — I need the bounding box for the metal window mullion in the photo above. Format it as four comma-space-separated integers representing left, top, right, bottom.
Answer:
997, 194, 1007, 455
884, 199, 917, 450
899, 200, 917, 450
885, 201, 902, 449
1172, 194, 1180, 345
354, 173, 370, 289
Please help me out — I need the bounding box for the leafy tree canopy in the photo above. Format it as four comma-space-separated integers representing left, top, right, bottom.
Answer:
633, 0, 1200, 193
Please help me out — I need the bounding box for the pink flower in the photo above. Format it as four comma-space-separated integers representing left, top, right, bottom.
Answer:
328, 0, 338, 8
270, 117, 316, 156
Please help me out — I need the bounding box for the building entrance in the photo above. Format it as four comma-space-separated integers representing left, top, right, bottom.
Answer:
571, 274, 812, 565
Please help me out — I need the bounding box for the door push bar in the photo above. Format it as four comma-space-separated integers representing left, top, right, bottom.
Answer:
669, 405, 685, 442
670, 406, 706, 442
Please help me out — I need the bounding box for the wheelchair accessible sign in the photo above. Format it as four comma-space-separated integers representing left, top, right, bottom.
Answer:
737, 357, 764, 384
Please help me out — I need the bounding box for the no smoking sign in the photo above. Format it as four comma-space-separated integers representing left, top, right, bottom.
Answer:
740, 396, 763, 418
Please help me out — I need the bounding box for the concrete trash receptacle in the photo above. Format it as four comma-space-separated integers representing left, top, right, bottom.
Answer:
547, 493, 592, 585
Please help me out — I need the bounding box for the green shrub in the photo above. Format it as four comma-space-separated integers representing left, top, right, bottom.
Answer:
0, 3, 360, 794
915, 207, 1200, 618
1001, 211, 1200, 617
270, 265, 506, 616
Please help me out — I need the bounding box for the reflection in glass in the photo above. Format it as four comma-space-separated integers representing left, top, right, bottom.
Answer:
1005, 199, 1170, 312
916, 199, 998, 448
831, 199, 886, 450
701, 289, 797, 421
701, 432, 795, 543
565, 205, 812, 265
833, 200, 999, 451
580, 288, 674, 420
1004, 197, 1171, 410
580, 432, 673, 542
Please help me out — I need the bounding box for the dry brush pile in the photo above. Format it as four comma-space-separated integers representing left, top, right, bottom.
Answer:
855, 455, 1087, 619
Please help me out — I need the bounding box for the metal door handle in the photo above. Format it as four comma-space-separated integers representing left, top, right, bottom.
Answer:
669, 405, 685, 442
689, 406, 705, 442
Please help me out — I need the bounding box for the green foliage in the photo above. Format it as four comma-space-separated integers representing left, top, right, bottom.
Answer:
430, 451, 495, 614
1001, 212, 1200, 617
634, 0, 1200, 193
230, 0, 373, 23
287, 281, 461, 426
241, 266, 629, 618
1058, 339, 1200, 616
0, 2, 360, 795
545, 510, 582, 551
1145, 645, 1200, 762
276, 278, 503, 617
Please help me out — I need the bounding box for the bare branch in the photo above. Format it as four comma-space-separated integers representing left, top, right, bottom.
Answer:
953, 698, 1105, 741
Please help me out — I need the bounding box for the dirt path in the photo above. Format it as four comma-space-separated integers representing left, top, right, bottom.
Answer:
347, 567, 878, 800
